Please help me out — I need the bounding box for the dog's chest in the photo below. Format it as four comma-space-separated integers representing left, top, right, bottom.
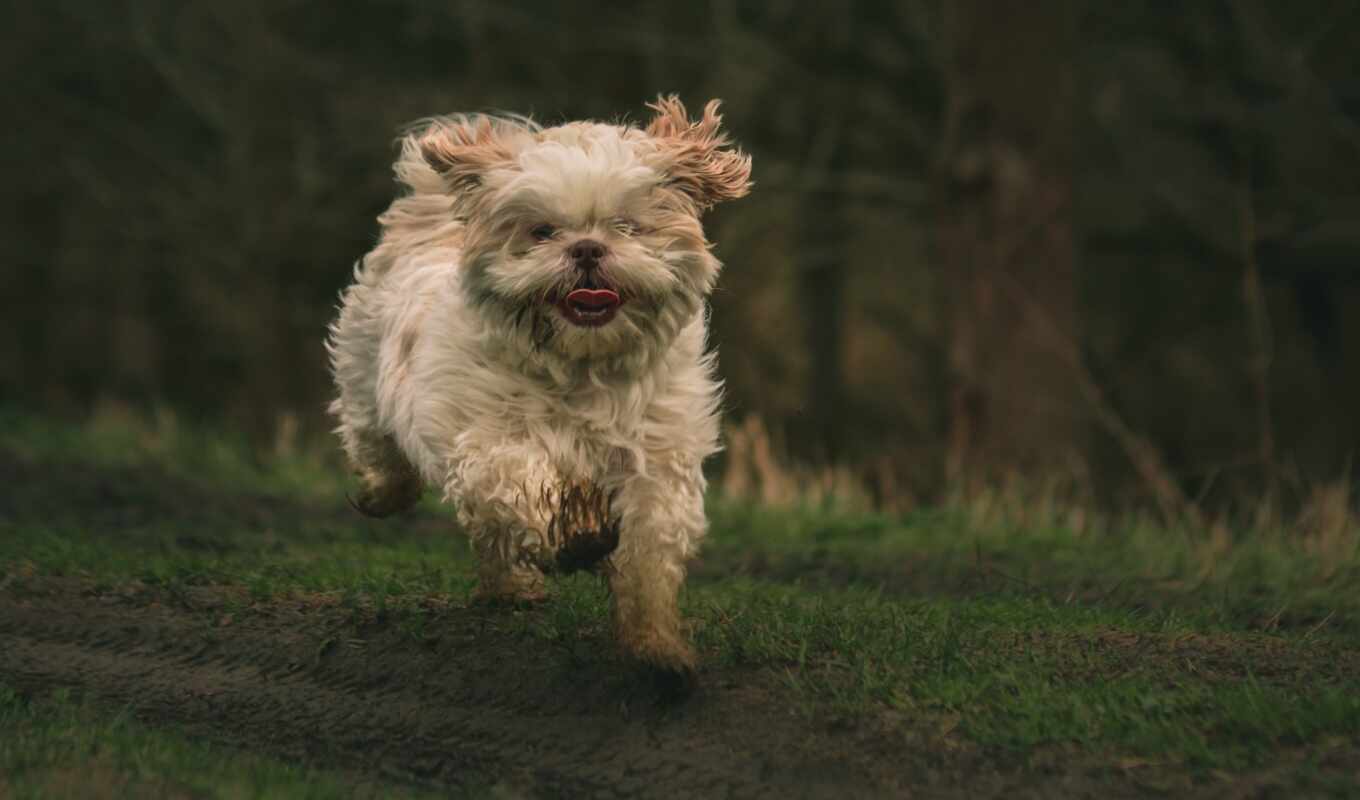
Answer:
514, 379, 651, 469
534, 407, 636, 480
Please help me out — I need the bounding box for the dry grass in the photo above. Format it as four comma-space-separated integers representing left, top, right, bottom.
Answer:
720, 413, 1360, 569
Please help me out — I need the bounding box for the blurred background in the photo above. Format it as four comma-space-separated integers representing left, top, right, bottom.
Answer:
5, 1, 1359, 514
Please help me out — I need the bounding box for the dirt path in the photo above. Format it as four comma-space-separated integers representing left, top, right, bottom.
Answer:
4, 451, 1352, 797
1, 580, 933, 799
10, 582, 1331, 799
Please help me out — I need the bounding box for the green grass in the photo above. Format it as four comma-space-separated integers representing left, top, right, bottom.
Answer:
487, 579, 1359, 779
0, 684, 429, 799
0, 404, 351, 500
704, 496, 1360, 636
3, 407, 1360, 779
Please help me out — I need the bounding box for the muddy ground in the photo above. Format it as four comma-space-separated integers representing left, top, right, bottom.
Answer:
2, 452, 1356, 798
8, 579, 1356, 799
1, 579, 958, 799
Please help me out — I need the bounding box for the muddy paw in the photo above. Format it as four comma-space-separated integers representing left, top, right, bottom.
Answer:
648, 662, 698, 700
555, 527, 620, 574
471, 584, 549, 607
472, 569, 548, 607
622, 631, 699, 689
347, 475, 423, 518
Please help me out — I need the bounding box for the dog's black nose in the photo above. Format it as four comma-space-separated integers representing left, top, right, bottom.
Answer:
569, 239, 607, 269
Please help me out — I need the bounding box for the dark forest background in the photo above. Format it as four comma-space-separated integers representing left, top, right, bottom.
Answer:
5, 1, 1360, 512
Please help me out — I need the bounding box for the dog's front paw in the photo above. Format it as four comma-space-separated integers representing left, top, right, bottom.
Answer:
471, 582, 549, 606
473, 563, 548, 606
620, 629, 698, 685
347, 474, 423, 518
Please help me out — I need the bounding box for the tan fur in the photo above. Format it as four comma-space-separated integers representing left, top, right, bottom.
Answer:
417, 116, 519, 189
645, 97, 753, 209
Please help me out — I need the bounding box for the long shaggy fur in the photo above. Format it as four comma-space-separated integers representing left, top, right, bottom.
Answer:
327, 97, 751, 674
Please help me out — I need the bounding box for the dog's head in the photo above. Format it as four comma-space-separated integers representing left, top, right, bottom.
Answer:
401, 97, 751, 370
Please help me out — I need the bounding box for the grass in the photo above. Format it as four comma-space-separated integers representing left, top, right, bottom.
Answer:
704, 496, 1360, 636
3, 407, 1360, 785
0, 684, 430, 799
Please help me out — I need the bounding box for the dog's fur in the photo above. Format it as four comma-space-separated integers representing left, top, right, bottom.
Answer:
327, 97, 751, 674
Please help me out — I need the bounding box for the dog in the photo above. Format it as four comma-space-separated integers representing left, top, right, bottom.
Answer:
327, 97, 751, 677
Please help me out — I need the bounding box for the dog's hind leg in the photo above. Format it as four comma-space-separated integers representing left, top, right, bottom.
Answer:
343, 430, 424, 518
328, 268, 424, 518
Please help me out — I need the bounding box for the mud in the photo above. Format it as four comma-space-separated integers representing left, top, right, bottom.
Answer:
7, 579, 1357, 799
1, 580, 918, 798
3, 451, 1356, 797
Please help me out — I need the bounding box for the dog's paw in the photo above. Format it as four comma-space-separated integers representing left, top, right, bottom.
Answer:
471, 583, 549, 606
554, 526, 620, 574
621, 630, 698, 689
472, 567, 549, 606
648, 662, 698, 700
347, 475, 423, 518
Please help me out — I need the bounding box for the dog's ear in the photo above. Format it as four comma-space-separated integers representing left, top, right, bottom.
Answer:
415, 116, 515, 191
645, 96, 752, 210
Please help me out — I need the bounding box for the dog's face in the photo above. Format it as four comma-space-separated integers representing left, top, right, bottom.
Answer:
413, 97, 751, 368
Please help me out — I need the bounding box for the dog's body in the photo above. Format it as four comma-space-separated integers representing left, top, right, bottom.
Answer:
327, 98, 750, 674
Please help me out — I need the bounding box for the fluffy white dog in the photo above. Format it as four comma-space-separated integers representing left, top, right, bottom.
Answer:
327, 97, 751, 676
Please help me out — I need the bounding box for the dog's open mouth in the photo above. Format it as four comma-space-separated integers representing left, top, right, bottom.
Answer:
555, 283, 622, 327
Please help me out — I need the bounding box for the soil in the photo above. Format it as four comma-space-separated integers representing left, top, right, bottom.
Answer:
0, 579, 914, 799
7, 579, 1358, 799
2, 452, 1357, 797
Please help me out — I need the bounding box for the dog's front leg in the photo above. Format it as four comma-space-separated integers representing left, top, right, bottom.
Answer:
447, 448, 556, 603
607, 461, 707, 676
468, 520, 548, 603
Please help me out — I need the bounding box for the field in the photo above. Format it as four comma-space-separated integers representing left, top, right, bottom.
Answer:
2, 410, 1359, 798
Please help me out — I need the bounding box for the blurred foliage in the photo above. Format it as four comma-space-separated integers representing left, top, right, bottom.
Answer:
4, 0, 1358, 507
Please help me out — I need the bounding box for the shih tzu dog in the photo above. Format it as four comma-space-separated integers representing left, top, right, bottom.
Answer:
327, 97, 751, 677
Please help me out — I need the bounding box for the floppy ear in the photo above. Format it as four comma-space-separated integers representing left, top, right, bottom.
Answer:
645, 96, 753, 210
414, 116, 515, 192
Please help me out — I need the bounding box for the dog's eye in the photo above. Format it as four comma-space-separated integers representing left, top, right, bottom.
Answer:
613, 218, 640, 236
530, 224, 558, 242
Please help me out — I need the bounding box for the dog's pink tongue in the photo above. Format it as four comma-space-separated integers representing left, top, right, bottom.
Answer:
566, 288, 620, 308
